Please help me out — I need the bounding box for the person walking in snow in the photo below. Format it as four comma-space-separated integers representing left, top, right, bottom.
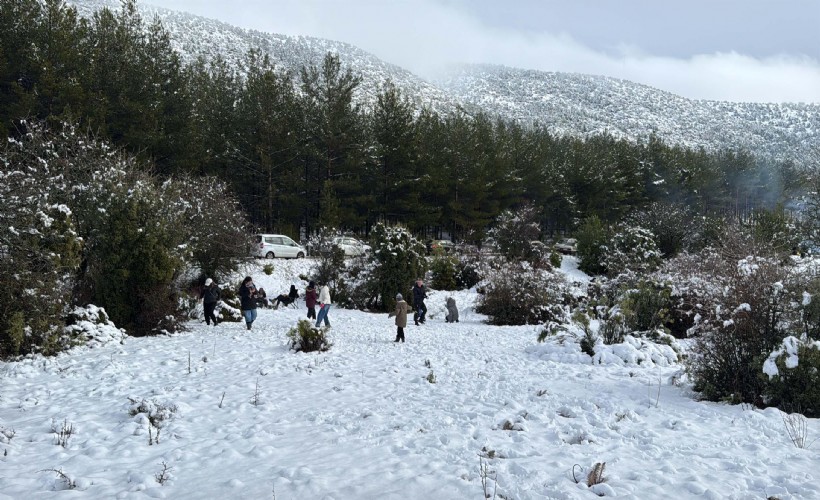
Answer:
412, 277, 428, 325
239, 276, 258, 330
444, 296, 459, 323
388, 293, 409, 342
315, 282, 332, 328
200, 278, 221, 326
305, 281, 318, 320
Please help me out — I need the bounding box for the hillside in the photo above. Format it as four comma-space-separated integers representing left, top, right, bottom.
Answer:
71, 0, 819, 167
436, 64, 820, 166
71, 0, 466, 116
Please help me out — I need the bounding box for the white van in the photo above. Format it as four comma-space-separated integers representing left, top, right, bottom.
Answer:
254, 234, 307, 259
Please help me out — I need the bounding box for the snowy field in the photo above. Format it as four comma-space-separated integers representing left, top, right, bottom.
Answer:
1, 257, 819, 499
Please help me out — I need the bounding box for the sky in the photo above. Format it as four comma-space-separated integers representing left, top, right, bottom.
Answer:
150, 0, 818, 103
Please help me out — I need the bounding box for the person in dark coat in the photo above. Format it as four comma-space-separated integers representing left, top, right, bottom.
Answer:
200, 278, 221, 326
444, 296, 459, 323
388, 293, 409, 342
305, 281, 318, 319
239, 276, 258, 330
412, 277, 428, 325
274, 285, 299, 309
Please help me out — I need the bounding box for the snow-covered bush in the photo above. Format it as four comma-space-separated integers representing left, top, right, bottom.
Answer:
0, 122, 248, 347
575, 215, 609, 275
488, 204, 541, 262
798, 280, 820, 340
287, 319, 332, 353
531, 326, 680, 367
367, 223, 426, 312
455, 257, 482, 290
0, 124, 82, 357
762, 336, 820, 417
161, 175, 252, 280
63, 305, 125, 348
626, 202, 693, 257
602, 224, 662, 277
687, 253, 796, 405
476, 261, 569, 326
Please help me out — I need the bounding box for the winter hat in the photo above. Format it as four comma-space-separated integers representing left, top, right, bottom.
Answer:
205, 278, 213, 286
396, 293, 403, 300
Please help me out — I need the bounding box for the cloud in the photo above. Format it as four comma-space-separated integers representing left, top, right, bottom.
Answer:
150, 0, 820, 103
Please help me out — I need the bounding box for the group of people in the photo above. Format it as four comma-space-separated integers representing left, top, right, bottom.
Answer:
202, 275, 457, 340
238, 277, 332, 330
388, 277, 459, 342
200, 277, 332, 331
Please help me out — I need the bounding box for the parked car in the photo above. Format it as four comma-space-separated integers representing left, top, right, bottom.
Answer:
553, 238, 577, 255
426, 239, 456, 255
332, 236, 371, 257
254, 234, 307, 259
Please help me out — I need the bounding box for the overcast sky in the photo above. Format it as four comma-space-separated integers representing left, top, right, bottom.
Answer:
148, 0, 820, 103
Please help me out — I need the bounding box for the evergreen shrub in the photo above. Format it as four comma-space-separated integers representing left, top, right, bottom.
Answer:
576, 216, 609, 275
603, 225, 662, 277
367, 223, 426, 312
287, 320, 332, 353
620, 280, 671, 332
430, 254, 458, 291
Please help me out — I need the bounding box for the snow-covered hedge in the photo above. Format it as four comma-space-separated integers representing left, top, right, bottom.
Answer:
762, 336, 820, 416
476, 261, 570, 326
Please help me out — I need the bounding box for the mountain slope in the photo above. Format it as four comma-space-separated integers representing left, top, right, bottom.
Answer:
71, 0, 466, 115
436, 64, 819, 166
71, 0, 819, 167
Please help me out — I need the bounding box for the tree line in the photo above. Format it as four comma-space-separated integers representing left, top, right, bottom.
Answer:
1, 0, 804, 243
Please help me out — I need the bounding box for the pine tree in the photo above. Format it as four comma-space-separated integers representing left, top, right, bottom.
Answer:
370, 80, 418, 225
299, 53, 365, 232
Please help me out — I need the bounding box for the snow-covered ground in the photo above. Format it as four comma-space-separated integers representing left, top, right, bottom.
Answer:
1, 257, 819, 499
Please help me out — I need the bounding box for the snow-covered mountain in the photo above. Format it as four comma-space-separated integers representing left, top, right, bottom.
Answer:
436, 64, 819, 167
72, 0, 819, 167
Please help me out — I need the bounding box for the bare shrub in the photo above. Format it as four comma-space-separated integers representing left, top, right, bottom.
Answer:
780, 411, 816, 449
155, 461, 173, 485
478, 456, 498, 499
40, 468, 76, 490
52, 418, 75, 448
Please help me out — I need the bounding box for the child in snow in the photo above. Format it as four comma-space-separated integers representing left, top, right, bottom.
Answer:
388, 293, 408, 342
445, 296, 459, 323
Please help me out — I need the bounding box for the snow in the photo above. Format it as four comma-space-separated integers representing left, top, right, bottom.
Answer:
2, 259, 820, 499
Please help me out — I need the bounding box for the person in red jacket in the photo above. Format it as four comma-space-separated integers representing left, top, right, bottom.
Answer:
305, 281, 318, 319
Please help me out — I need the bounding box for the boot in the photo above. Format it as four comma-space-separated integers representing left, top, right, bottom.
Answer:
246, 322, 252, 330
